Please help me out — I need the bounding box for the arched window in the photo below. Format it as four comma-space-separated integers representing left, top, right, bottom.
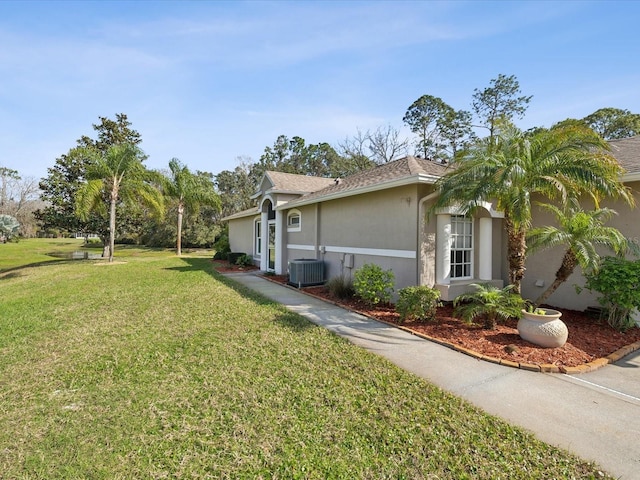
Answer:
287, 210, 301, 232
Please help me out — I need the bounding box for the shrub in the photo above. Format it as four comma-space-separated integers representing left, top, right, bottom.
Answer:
212, 232, 231, 260
453, 283, 526, 330
583, 256, 640, 332
235, 254, 254, 267
353, 263, 395, 306
396, 286, 442, 323
326, 275, 355, 300
227, 252, 245, 265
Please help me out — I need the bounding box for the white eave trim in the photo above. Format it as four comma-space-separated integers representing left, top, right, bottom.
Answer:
221, 208, 259, 221
623, 172, 640, 182
275, 173, 440, 211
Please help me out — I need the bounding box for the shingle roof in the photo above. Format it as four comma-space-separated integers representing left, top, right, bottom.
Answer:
264, 171, 335, 194
224, 140, 639, 221
282, 156, 452, 209
608, 136, 640, 175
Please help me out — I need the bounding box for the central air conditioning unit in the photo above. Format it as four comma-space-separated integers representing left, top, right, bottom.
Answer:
288, 259, 325, 288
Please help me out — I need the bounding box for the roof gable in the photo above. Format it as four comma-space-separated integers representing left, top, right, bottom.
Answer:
261, 171, 335, 195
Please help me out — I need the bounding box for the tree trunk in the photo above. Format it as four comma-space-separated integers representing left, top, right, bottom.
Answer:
108, 188, 117, 263
176, 202, 184, 256
505, 217, 527, 294
484, 313, 497, 330
534, 249, 577, 306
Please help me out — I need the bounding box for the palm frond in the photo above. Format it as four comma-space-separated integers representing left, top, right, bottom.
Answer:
75, 179, 106, 220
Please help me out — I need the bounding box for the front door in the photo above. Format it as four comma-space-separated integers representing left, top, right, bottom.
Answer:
268, 221, 276, 271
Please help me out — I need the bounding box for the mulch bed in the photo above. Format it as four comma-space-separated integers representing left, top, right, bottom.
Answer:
212, 262, 640, 369
212, 260, 259, 273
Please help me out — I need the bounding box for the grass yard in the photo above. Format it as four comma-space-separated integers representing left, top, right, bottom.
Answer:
0, 239, 610, 479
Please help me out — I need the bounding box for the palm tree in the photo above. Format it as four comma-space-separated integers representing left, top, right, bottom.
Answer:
432, 122, 634, 293
76, 143, 164, 262
527, 199, 629, 306
453, 283, 526, 329
161, 158, 221, 256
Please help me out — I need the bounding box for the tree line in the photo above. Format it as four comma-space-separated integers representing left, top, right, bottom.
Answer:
215, 74, 640, 218
35, 114, 220, 260
3, 74, 639, 257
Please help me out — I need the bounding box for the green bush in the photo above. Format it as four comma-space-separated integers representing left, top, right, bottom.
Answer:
453, 283, 526, 330
396, 286, 442, 323
235, 254, 254, 267
583, 256, 640, 332
353, 263, 395, 306
212, 231, 231, 260
227, 252, 246, 264
326, 275, 355, 300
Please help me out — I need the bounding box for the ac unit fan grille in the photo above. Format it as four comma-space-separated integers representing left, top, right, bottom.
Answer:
288, 259, 324, 287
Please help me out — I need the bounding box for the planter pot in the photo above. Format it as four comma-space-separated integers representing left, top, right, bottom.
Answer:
517, 309, 568, 348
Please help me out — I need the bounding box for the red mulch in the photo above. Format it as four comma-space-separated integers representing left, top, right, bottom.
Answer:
255, 273, 640, 369
212, 260, 259, 273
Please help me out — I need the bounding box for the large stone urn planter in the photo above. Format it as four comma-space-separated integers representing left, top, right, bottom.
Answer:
517, 309, 568, 348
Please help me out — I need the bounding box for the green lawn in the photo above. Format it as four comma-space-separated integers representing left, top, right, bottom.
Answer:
0, 239, 609, 478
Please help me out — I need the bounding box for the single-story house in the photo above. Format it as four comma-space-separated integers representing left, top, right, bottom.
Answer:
223, 136, 639, 311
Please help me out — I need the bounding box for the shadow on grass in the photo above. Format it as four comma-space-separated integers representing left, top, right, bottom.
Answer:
0, 271, 24, 280
0, 258, 82, 278
176, 257, 316, 333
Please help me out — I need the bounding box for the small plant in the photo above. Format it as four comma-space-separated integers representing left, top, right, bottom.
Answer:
583, 256, 640, 332
525, 304, 548, 315
326, 275, 355, 300
396, 286, 442, 323
227, 252, 246, 264
235, 254, 254, 267
453, 283, 526, 330
353, 263, 395, 306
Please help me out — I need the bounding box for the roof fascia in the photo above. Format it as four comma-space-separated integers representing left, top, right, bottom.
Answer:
623, 172, 640, 183
221, 209, 259, 221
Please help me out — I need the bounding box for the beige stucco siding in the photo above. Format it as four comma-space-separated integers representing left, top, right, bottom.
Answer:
318, 185, 420, 251
285, 204, 317, 247
523, 183, 640, 311
314, 185, 423, 292
227, 215, 257, 257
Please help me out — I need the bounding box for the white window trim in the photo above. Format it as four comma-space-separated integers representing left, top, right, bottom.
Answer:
450, 215, 473, 280
254, 217, 262, 256
287, 209, 302, 232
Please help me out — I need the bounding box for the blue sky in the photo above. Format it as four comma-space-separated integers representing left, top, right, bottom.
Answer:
1, 0, 639, 181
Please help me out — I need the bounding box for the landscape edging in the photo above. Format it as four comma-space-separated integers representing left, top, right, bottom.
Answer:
255, 274, 640, 374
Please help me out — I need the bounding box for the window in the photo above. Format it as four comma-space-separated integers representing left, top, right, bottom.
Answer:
450, 215, 473, 279
254, 219, 262, 255
287, 210, 301, 232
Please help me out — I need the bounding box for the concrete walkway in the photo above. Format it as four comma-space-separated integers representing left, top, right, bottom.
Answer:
227, 273, 640, 480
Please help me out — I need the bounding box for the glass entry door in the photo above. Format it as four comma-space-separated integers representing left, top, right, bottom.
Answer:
268, 221, 276, 271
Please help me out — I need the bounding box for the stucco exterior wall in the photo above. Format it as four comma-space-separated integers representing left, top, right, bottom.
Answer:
522, 183, 640, 311
318, 185, 421, 250
302, 184, 427, 293
285, 204, 318, 249
227, 215, 257, 258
